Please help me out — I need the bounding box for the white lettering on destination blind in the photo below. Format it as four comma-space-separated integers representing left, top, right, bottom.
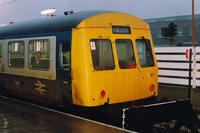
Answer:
112, 27, 130, 34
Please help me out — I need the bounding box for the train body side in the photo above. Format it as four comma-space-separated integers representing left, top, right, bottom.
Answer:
0, 31, 72, 102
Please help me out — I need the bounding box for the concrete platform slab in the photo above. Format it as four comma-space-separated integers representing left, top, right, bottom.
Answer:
0, 96, 135, 133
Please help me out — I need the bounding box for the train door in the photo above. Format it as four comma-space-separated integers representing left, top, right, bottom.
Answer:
135, 38, 157, 96
0, 40, 3, 88
0, 40, 2, 70
59, 42, 72, 103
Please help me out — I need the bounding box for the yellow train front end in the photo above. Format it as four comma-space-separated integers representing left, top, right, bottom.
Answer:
71, 12, 158, 107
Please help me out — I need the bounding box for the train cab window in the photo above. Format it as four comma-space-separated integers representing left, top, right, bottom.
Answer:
115, 39, 136, 69
136, 39, 154, 67
90, 39, 114, 71
29, 40, 50, 70
60, 42, 71, 70
8, 41, 24, 67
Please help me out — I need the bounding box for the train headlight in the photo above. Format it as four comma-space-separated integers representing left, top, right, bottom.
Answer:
100, 90, 106, 97
149, 84, 155, 91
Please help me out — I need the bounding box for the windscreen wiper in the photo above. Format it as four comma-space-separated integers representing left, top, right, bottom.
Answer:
141, 36, 154, 58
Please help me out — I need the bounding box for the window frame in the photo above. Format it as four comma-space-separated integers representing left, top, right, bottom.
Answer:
115, 39, 136, 69
8, 41, 25, 68
136, 39, 154, 68
90, 39, 115, 71
60, 42, 71, 70
28, 39, 50, 70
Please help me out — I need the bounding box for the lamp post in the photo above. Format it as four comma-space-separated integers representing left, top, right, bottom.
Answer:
41, 8, 56, 17
188, 0, 195, 99
192, 0, 195, 47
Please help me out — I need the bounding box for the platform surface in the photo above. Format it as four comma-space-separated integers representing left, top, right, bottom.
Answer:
0, 96, 135, 133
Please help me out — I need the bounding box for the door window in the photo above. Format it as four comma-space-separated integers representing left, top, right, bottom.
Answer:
136, 39, 154, 67
60, 42, 71, 70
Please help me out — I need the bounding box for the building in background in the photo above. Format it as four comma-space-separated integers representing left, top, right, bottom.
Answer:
145, 14, 200, 46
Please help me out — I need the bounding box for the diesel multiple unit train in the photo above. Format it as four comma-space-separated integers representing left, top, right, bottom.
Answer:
1, 10, 200, 132
0, 10, 158, 118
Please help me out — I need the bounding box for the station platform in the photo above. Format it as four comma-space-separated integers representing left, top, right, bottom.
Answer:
0, 96, 135, 133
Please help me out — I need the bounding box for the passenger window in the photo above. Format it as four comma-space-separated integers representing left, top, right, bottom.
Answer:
136, 39, 154, 67
8, 41, 24, 67
115, 39, 136, 69
29, 40, 50, 70
90, 39, 115, 71
60, 42, 71, 70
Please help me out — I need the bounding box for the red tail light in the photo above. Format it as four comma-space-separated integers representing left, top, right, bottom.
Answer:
100, 90, 106, 97
149, 84, 155, 91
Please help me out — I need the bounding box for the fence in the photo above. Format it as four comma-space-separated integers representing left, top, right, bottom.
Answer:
154, 46, 200, 89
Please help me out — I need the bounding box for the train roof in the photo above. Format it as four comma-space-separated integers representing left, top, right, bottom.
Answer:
0, 10, 114, 37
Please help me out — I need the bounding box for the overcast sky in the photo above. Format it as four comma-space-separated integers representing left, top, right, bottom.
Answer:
0, 0, 200, 24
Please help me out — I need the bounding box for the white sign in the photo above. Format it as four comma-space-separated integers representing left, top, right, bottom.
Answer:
90, 42, 96, 50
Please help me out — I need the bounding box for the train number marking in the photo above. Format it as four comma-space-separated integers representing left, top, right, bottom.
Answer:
14, 81, 21, 88
34, 80, 46, 95
148, 73, 154, 77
